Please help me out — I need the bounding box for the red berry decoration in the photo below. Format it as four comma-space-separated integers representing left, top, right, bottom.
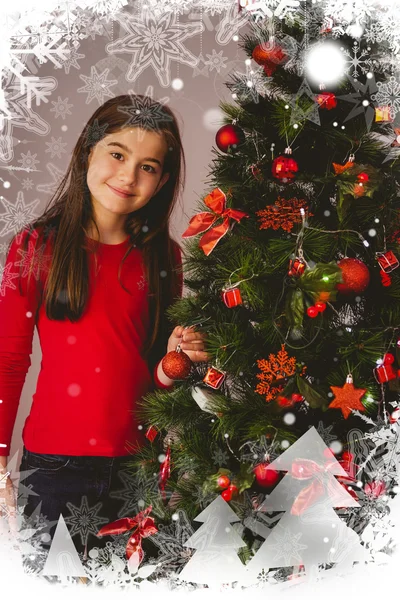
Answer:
315, 302, 327, 312
278, 396, 292, 407
272, 156, 299, 181
161, 348, 192, 380
307, 306, 319, 318
336, 258, 370, 295
291, 393, 303, 403
253, 463, 280, 487
221, 484, 238, 501
215, 124, 245, 154
217, 475, 230, 490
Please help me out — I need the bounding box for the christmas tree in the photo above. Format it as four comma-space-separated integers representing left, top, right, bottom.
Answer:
132, 0, 400, 565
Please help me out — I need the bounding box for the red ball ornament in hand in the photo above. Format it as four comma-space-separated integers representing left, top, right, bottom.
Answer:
336, 258, 370, 295
254, 463, 280, 487
161, 347, 193, 380
215, 124, 245, 154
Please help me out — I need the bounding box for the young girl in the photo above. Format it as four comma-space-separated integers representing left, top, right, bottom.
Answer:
0, 94, 209, 556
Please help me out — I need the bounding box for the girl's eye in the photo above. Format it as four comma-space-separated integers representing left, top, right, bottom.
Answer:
110, 153, 156, 173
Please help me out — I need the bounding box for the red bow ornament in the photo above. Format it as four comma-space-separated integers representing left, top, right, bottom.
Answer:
182, 187, 249, 256
290, 456, 356, 515
97, 505, 157, 562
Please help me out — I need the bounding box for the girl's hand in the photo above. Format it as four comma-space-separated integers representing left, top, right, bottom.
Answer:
167, 325, 210, 363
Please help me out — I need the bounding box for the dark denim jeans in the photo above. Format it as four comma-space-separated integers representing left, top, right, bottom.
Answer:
17, 445, 146, 559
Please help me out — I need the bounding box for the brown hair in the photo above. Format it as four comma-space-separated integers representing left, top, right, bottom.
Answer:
5, 94, 185, 370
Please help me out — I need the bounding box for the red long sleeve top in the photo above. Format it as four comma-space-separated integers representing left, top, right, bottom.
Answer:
0, 229, 183, 457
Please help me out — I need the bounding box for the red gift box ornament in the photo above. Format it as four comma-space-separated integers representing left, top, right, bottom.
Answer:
288, 257, 306, 277
374, 353, 397, 384
145, 425, 159, 442
221, 286, 243, 308
97, 505, 157, 562
376, 250, 399, 273
182, 187, 250, 256
203, 365, 226, 389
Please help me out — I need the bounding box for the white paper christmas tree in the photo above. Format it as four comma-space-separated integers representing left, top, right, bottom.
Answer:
245, 427, 367, 580
41, 514, 86, 583
178, 494, 247, 586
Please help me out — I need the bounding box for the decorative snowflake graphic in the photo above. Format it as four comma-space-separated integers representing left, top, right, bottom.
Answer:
337, 73, 379, 132
17, 150, 40, 171
0, 192, 41, 246
116, 87, 172, 131
148, 509, 195, 575
323, 0, 375, 25
343, 42, 373, 79
266, 524, 308, 564
45, 136, 68, 159
108, 466, 160, 518
372, 76, 400, 120
106, 12, 203, 87
64, 495, 109, 547
242, 0, 305, 22
226, 63, 271, 104
50, 95, 73, 120
56, 45, 85, 75
21, 178, 35, 190
83, 118, 110, 148
211, 447, 229, 467
92, 0, 129, 16
310, 422, 337, 447
204, 49, 228, 74
77, 65, 118, 105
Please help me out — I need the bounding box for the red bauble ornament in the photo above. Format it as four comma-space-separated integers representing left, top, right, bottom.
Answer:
316, 92, 337, 110
357, 172, 369, 182
217, 475, 230, 490
272, 156, 299, 181
215, 124, 245, 154
384, 353, 395, 365
221, 484, 238, 501
336, 258, 370, 295
315, 301, 327, 312
252, 42, 287, 77
307, 306, 319, 318
161, 348, 192, 380
253, 463, 280, 487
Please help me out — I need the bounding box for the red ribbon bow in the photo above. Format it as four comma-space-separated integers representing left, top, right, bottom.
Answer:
182, 187, 249, 256
97, 505, 157, 562
290, 456, 355, 516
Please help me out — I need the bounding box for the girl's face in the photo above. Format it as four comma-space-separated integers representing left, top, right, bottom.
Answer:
86, 127, 170, 217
